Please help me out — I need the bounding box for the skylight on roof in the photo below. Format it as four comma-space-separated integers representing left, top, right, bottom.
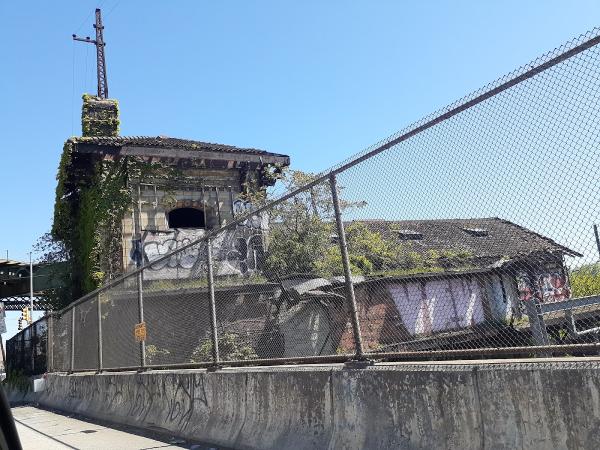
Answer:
463, 228, 489, 237
397, 230, 423, 240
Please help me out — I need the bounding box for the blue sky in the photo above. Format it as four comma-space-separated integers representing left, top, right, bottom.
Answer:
2, 0, 600, 339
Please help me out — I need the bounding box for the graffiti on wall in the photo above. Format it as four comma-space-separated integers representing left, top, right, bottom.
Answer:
233, 198, 254, 217
212, 211, 266, 276
140, 229, 207, 279
137, 211, 267, 280
516, 272, 536, 303
538, 271, 570, 303
516, 269, 570, 303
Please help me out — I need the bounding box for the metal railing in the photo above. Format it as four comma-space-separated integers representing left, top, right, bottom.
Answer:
9, 26, 600, 373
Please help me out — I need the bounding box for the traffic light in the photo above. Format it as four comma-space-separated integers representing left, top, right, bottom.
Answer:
22, 307, 31, 324
17, 317, 23, 331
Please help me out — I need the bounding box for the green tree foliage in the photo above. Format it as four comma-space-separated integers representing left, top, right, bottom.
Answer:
262, 170, 473, 279
315, 222, 398, 276
262, 170, 364, 277
570, 263, 600, 297
33, 233, 73, 310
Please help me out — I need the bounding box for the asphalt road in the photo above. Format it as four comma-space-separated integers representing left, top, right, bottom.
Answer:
11, 405, 196, 450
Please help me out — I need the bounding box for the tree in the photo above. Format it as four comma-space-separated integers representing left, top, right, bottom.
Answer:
33, 233, 73, 310
262, 170, 473, 279
262, 170, 366, 278
570, 263, 600, 297
315, 222, 398, 276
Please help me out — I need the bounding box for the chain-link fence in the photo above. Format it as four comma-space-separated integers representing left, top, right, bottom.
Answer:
5, 317, 48, 376
9, 27, 600, 372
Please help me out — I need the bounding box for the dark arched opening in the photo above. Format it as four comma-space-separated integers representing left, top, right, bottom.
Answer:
167, 207, 205, 229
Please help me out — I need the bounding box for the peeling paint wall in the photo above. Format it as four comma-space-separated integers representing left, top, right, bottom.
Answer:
389, 277, 486, 336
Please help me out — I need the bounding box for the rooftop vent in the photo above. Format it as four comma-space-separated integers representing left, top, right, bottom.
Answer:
463, 227, 489, 237
397, 230, 423, 240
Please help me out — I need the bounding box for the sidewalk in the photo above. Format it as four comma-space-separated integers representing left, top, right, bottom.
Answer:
11, 405, 192, 449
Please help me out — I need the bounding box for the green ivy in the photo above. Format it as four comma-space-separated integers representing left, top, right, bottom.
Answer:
50, 95, 280, 306
52, 141, 179, 304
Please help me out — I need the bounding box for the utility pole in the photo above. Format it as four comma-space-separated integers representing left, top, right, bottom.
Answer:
73, 8, 109, 98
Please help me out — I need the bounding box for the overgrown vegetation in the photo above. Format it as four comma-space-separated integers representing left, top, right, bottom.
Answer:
189, 333, 257, 362
46, 95, 184, 306
44, 95, 287, 308
49, 147, 144, 306
81, 94, 120, 137
145, 344, 171, 365
2, 369, 31, 393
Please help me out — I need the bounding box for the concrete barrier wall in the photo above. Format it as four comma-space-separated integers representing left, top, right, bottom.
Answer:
11, 359, 600, 449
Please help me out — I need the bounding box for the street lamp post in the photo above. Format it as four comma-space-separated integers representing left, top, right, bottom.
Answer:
29, 252, 33, 324
29, 252, 34, 374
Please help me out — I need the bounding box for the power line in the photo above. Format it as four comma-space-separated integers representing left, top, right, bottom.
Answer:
73, 0, 109, 34
105, 0, 123, 18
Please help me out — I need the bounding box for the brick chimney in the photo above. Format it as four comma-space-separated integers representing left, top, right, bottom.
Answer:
81, 94, 120, 137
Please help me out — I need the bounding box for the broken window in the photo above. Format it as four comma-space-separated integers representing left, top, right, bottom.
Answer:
167, 207, 205, 229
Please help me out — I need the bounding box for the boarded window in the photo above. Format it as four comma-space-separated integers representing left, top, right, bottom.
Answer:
167, 207, 205, 229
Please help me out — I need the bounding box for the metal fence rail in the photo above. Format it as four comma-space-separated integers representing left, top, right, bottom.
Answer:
8, 27, 600, 373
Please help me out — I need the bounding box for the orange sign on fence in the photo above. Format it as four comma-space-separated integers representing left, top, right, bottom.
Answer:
134, 322, 147, 342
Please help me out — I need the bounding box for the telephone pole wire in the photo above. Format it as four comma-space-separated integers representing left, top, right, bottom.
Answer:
73, 8, 109, 98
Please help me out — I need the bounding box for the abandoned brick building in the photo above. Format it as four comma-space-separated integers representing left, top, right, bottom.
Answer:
254, 217, 580, 357
53, 95, 289, 298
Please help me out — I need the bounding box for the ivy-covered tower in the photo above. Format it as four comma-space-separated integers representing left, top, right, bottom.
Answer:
52, 95, 289, 302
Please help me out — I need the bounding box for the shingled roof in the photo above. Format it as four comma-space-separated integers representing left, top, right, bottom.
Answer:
353, 217, 582, 266
69, 135, 290, 165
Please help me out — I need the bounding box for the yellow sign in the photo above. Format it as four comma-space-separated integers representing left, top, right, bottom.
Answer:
134, 322, 147, 342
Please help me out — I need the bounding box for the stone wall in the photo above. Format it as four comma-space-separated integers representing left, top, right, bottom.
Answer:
11, 359, 600, 449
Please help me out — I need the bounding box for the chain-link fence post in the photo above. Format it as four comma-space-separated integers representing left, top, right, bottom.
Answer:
47, 314, 54, 372
524, 299, 550, 350
20, 332, 25, 375
69, 307, 75, 373
137, 270, 146, 370
97, 294, 103, 372
31, 321, 36, 374
206, 237, 221, 369
329, 173, 368, 363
